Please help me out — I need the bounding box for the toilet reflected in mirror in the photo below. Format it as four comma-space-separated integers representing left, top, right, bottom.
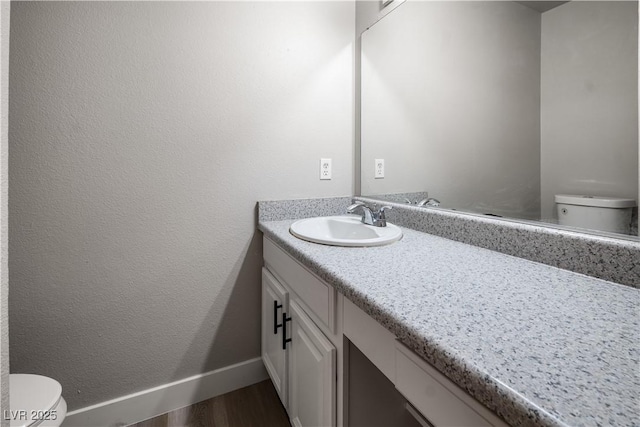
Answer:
555, 195, 636, 235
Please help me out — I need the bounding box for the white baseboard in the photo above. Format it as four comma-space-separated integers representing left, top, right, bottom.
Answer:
63, 357, 268, 427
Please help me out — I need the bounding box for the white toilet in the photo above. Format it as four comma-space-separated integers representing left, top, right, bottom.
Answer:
555, 194, 636, 234
9, 374, 67, 427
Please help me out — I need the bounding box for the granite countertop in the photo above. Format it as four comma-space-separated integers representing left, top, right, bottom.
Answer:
259, 218, 639, 427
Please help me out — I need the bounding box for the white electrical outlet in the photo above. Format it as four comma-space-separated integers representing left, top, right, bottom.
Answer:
320, 158, 332, 180
375, 159, 385, 179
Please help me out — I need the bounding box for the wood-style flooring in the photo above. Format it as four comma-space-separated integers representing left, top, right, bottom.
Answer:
129, 380, 292, 427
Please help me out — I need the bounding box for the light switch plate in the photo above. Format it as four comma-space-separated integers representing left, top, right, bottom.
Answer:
320, 158, 332, 180
375, 159, 385, 179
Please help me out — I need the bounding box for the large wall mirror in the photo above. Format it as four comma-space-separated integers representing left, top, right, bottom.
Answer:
360, 0, 639, 238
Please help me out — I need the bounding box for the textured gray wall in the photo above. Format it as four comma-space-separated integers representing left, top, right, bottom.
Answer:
360, 1, 542, 219
9, 1, 354, 410
540, 1, 639, 221
1, 2, 9, 425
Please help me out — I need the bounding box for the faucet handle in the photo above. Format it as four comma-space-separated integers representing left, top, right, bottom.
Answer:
347, 201, 366, 213
377, 205, 392, 219
417, 198, 441, 207
374, 206, 393, 227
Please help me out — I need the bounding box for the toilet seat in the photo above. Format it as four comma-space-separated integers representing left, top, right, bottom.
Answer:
9, 374, 64, 427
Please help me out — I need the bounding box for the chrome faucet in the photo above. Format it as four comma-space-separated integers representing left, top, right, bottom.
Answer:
347, 202, 392, 227
417, 197, 441, 207
347, 202, 374, 224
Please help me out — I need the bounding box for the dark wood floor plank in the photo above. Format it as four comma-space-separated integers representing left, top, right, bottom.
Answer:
128, 380, 291, 427
131, 413, 169, 427
210, 397, 229, 427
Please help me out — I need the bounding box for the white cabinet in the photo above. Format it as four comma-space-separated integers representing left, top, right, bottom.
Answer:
261, 268, 288, 406
288, 300, 336, 427
262, 239, 337, 427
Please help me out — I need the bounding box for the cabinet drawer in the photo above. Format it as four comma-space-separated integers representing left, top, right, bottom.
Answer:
264, 237, 336, 333
395, 343, 507, 427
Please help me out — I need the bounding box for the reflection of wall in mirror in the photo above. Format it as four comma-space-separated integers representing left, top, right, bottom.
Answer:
540, 1, 638, 223
360, 0, 639, 228
356, 0, 406, 35
360, 1, 542, 220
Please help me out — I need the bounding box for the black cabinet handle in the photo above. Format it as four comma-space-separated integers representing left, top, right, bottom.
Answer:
282, 312, 292, 350
273, 301, 283, 335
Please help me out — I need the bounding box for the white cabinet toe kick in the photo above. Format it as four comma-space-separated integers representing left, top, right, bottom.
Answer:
261, 237, 506, 427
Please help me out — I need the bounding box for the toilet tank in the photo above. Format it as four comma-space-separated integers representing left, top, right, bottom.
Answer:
555, 194, 636, 234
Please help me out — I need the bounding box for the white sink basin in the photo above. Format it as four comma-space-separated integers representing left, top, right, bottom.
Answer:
290, 215, 402, 247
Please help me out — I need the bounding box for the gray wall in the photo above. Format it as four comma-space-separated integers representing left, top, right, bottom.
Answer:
360, 1, 541, 219
540, 1, 639, 221
9, 1, 354, 410
1, 1, 9, 425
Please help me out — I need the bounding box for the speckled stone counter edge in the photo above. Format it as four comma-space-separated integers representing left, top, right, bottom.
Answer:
257, 221, 569, 427
257, 196, 639, 287
365, 191, 429, 205
258, 196, 353, 222
356, 197, 640, 288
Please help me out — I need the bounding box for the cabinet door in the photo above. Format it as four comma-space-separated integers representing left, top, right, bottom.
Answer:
288, 300, 336, 427
262, 268, 288, 407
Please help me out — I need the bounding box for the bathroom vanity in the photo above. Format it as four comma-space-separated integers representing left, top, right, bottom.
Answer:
258, 199, 639, 427
262, 236, 507, 427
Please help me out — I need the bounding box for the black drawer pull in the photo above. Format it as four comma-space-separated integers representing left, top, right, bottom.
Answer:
273, 301, 283, 335
282, 312, 292, 349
